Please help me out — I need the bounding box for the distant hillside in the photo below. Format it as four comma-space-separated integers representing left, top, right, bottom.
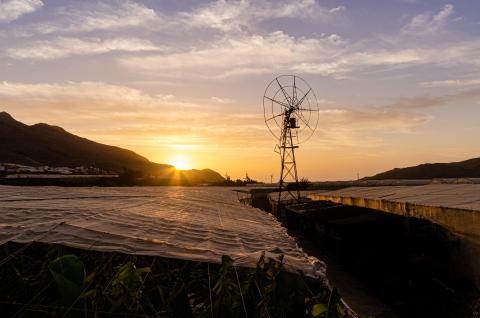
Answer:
0, 111, 224, 184
365, 157, 480, 180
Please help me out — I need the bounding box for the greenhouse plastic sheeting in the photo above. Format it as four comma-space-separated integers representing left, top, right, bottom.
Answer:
0, 186, 326, 278
309, 184, 480, 244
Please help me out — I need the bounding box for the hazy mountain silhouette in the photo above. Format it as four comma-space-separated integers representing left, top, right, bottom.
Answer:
365, 157, 480, 180
0, 111, 224, 183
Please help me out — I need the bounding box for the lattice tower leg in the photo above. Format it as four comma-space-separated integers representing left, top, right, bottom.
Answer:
277, 126, 300, 215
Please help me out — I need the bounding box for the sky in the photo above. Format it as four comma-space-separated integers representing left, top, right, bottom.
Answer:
1, 0, 480, 181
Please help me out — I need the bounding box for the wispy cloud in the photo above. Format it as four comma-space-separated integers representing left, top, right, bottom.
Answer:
3, 1, 477, 80
2, 0, 344, 38
401, 3, 454, 35
388, 88, 480, 110
6, 37, 163, 60
118, 29, 480, 79
211, 96, 233, 103
118, 31, 348, 78
179, 0, 345, 32
0, 81, 151, 110
318, 108, 430, 133
32, 0, 157, 34
420, 79, 480, 87
0, 0, 43, 23
0, 81, 201, 111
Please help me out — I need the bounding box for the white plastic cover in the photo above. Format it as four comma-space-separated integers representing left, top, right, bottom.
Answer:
309, 184, 480, 244
0, 186, 326, 278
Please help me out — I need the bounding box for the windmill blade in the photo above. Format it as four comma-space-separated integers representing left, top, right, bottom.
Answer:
264, 96, 289, 108
265, 112, 284, 122
296, 110, 313, 132
276, 78, 293, 106
293, 76, 297, 104
295, 88, 312, 109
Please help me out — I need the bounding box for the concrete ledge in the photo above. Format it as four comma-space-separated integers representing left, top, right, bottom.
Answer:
308, 185, 480, 289
308, 185, 480, 245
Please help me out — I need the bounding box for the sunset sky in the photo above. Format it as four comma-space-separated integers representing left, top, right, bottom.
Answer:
1, 0, 480, 181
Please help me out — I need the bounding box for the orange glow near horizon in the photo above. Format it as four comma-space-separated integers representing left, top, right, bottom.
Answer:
168, 155, 192, 170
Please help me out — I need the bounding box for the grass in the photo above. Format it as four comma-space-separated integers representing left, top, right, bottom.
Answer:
0, 241, 348, 317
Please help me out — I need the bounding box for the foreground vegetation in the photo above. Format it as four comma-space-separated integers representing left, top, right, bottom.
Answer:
0, 242, 349, 317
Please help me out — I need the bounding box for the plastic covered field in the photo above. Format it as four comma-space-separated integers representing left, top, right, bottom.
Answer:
0, 186, 326, 278
309, 184, 480, 245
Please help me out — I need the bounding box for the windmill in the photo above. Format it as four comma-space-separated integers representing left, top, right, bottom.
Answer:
263, 75, 319, 210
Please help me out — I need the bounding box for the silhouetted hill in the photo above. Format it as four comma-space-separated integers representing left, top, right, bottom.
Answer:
0, 111, 163, 172
365, 157, 480, 180
0, 112, 224, 184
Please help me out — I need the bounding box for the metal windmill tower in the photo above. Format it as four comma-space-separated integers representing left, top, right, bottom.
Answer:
263, 75, 319, 208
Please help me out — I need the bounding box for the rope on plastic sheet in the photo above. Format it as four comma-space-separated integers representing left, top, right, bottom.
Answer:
254, 280, 271, 318
234, 266, 248, 318
125, 257, 157, 316
208, 263, 214, 318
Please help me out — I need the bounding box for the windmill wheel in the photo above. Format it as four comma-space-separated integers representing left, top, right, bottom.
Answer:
263, 75, 319, 144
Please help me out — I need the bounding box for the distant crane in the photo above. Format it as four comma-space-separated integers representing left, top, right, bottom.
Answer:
263, 75, 319, 210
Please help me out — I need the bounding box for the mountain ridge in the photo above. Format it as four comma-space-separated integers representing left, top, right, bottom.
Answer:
365, 157, 480, 180
0, 111, 224, 184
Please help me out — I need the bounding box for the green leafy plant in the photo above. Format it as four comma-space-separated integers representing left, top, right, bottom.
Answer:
48, 254, 86, 304
211, 255, 242, 317
104, 259, 151, 313
48, 254, 86, 317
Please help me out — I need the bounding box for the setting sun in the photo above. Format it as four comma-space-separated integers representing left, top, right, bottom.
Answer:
168, 155, 192, 170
